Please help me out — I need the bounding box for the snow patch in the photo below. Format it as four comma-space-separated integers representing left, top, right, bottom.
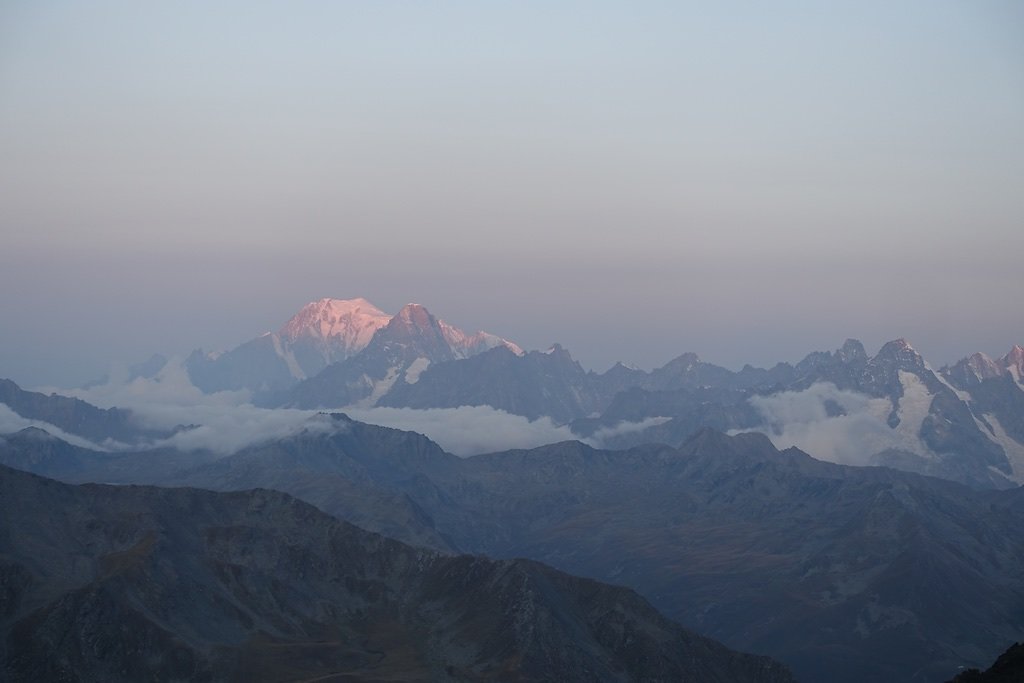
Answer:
355, 367, 401, 408
270, 333, 306, 380
891, 371, 933, 445
931, 364, 972, 402
1008, 364, 1023, 388
404, 357, 430, 384
982, 413, 1024, 483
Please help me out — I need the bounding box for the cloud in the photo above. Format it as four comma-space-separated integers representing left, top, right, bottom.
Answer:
586, 417, 672, 444
38, 359, 320, 454
738, 382, 927, 466
345, 406, 579, 456
48, 356, 252, 414
44, 362, 582, 456
0, 403, 108, 450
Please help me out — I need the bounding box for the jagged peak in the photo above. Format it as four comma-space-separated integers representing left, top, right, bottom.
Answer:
384, 303, 442, 335
966, 351, 1000, 370
874, 338, 923, 362
437, 320, 523, 358
395, 302, 430, 320
610, 360, 642, 372
836, 338, 867, 363
943, 351, 1009, 387
1002, 344, 1024, 367
662, 352, 701, 372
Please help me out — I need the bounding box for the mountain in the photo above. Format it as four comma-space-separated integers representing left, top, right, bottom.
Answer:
279, 296, 392, 369
8, 417, 1021, 682
0, 426, 213, 483
173, 425, 1024, 683
0, 378, 171, 447
283, 303, 521, 409
947, 642, 1024, 683
940, 347, 1024, 480
0, 464, 794, 682
185, 298, 519, 400
185, 297, 391, 395
571, 339, 1020, 489
381, 343, 599, 422
368, 335, 1022, 489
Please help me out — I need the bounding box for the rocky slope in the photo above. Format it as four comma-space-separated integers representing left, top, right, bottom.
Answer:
947, 642, 1024, 683
7, 417, 1021, 682
0, 464, 794, 682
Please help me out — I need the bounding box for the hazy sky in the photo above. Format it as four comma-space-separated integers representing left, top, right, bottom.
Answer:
2, 1, 1022, 387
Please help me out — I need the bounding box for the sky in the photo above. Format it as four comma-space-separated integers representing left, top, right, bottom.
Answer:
1, 1, 1022, 388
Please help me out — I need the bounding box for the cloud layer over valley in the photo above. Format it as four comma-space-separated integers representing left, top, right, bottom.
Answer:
33, 359, 588, 457
740, 381, 929, 466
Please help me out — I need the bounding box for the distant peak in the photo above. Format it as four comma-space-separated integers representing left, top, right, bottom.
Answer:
965, 352, 1003, 377
877, 338, 919, 356
662, 352, 701, 373
872, 338, 926, 372
394, 303, 434, 326
1004, 344, 1024, 364
946, 351, 1007, 386
15, 426, 56, 441
399, 302, 428, 314
278, 297, 391, 351
837, 339, 867, 363
1003, 345, 1024, 383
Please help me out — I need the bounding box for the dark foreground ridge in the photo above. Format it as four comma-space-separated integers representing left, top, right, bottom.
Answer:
0, 464, 794, 682
947, 642, 1024, 683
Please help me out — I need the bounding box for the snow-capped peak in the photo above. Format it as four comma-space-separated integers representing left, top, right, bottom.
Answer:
875, 338, 923, 366
1001, 344, 1024, 385
964, 352, 1003, 381
439, 320, 523, 358
1002, 345, 1024, 369
279, 298, 391, 347
395, 303, 431, 323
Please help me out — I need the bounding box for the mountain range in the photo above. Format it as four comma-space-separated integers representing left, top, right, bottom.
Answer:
3, 415, 1022, 682
91, 296, 1024, 491
4, 295, 1023, 681
183, 298, 520, 399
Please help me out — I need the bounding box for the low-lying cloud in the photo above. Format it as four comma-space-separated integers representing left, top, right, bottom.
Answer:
586, 416, 672, 444
36, 360, 587, 456
739, 382, 926, 465
345, 406, 579, 456
38, 359, 319, 455
0, 403, 107, 450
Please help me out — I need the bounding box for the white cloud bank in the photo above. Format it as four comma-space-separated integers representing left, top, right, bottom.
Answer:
738, 381, 929, 466
31, 359, 590, 457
